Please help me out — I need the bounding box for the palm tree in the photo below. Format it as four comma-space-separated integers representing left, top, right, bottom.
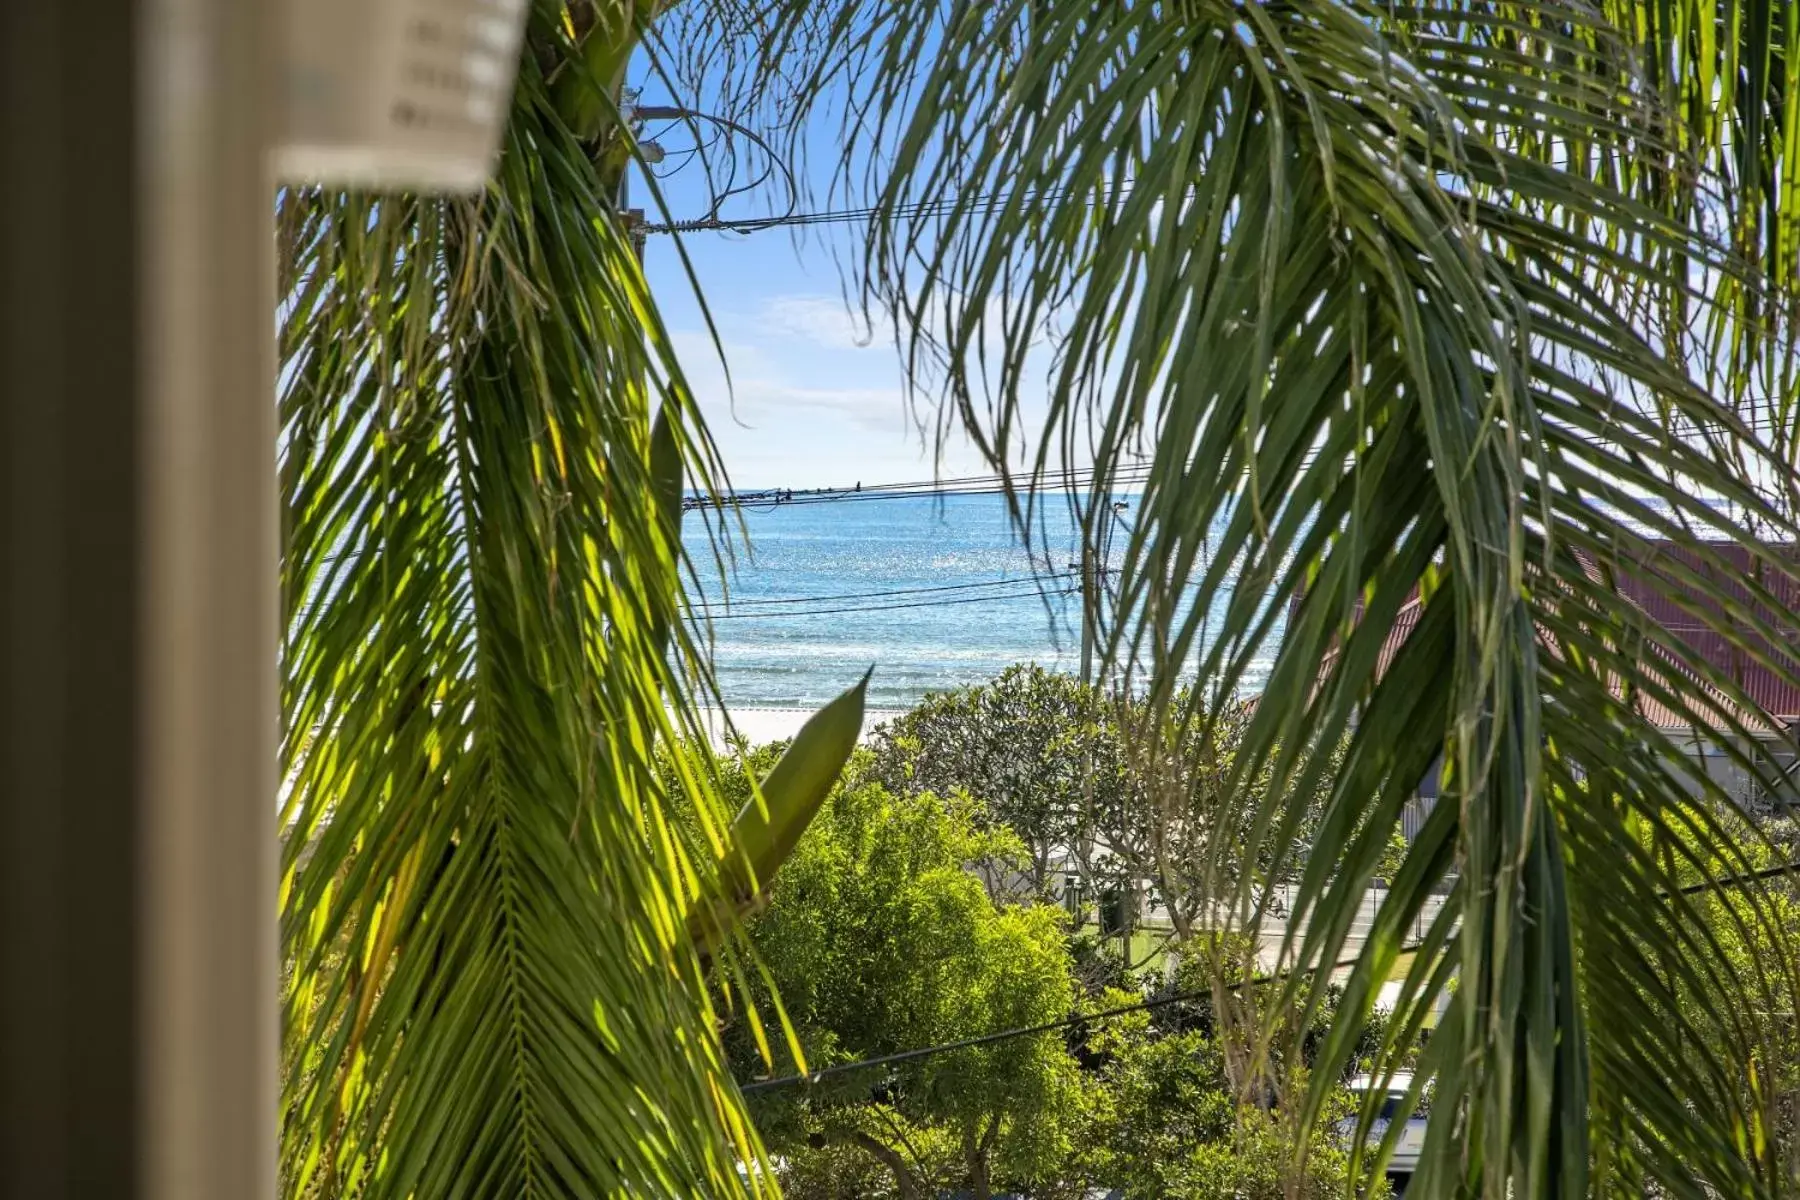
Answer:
277, 7, 864, 1196
281, 1, 1800, 1197
720, 1, 1800, 1195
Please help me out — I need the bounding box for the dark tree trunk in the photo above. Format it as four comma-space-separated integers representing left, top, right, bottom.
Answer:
851, 1131, 920, 1200
965, 1116, 999, 1200
967, 1149, 992, 1200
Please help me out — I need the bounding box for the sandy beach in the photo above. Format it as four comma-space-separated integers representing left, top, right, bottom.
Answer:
693, 706, 907, 746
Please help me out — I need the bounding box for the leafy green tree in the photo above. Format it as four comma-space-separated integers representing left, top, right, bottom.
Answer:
722, 745, 1401, 1200
869, 665, 1104, 894
723, 755, 1087, 1199
704, 1, 1800, 1192
1072, 987, 1389, 1200
280, 0, 1800, 1195
871, 667, 1385, 953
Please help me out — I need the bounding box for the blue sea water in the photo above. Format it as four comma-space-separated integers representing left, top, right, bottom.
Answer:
682, 493, 1263, 710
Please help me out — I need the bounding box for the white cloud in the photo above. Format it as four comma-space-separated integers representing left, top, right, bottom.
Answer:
660, 291, 1080, 489
756, 294, 894, 351
754, 290, 1063, 361
671, 329, 912, 434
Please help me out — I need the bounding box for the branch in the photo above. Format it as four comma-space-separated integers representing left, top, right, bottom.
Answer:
849, 1131, 921, 1200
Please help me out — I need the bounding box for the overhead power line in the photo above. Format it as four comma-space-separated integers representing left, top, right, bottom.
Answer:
738, 858, 1800, 1095
690, 584, 1081, 621
643, 180, 1131, 236
683, 465, 1152, 513
685, 571, 1079, 611
632, 105, 800, 231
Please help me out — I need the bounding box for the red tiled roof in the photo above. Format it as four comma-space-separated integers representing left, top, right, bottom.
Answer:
1298, 542, 1800, 731
1601, 541, 1800, 724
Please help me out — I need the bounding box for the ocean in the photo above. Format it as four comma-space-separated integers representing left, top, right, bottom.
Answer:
682, 492, 1264, 712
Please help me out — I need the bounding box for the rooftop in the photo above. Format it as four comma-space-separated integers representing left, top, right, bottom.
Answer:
1303, 540, 1800, 733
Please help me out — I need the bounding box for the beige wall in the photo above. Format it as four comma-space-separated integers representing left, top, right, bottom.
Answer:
2, 1, 276, 1196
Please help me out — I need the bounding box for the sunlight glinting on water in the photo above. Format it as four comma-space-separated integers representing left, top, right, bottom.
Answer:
684, 493, 1276, 708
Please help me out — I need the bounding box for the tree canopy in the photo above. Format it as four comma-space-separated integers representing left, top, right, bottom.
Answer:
723, 748, 1085, 1198
868, 666, 1392, 944
722, 745, 1395, 1200
278, 1, 1800, 1195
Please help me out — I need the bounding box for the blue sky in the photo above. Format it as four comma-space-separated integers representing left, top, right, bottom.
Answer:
629, 86, 1031, 490
643, 227, 971, 489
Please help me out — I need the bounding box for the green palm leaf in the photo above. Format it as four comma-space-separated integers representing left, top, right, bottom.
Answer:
1602, 0, 1800, 444
720, 0, 1800, 1194
276, 8, 815, 1196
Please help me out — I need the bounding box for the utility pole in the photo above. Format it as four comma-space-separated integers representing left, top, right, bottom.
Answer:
1079, 555, 1095, 682
618, 88, 648, 263
1077, 497, 1128, 686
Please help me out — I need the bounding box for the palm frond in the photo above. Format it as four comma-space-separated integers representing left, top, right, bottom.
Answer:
725, 0, 1800, 1194
1603, 0, 1800, 441
277, 9, 771, 1195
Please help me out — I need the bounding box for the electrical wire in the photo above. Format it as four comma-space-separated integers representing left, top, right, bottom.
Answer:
633, 104, 800, 229
737, 858, 1800, 1095
689, 584, 1081, 621
684, 465, 1153, 512
707, 463, 1143, 494
687, 410, 1796, 517
643, 179, 1131, 236
703, 485, 1140, 512
685, 571, 1079, 611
